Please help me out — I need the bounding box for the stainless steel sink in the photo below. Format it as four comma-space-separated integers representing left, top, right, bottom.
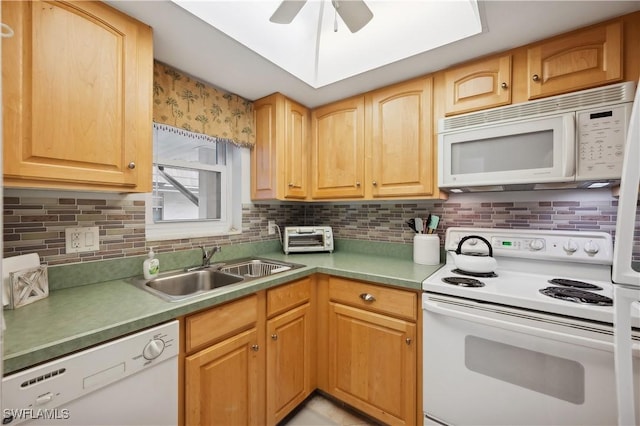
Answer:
131, 268, 244, 302
219, 258, 302, 278
131, 257, 304, 302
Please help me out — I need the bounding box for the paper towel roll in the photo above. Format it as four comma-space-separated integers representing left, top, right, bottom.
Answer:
413, 234, 440, 265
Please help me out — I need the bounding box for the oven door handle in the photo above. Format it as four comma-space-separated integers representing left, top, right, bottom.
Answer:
423, 298, 640, 355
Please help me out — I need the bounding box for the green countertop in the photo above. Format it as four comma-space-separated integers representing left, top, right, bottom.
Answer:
3, 250, 443, 375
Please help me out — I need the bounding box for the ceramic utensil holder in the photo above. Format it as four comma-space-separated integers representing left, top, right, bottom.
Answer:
413, 234, 440, 265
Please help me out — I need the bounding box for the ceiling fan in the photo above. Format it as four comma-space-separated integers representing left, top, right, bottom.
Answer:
269, 0, 374, 33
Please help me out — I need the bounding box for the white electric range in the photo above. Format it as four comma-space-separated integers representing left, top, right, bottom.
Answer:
422, 227, 640, 426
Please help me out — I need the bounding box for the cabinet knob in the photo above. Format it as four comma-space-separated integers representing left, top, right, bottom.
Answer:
128, 162, 136, 169
501, 82, 508, 89
251, 344, 259, 352
405, 337, 412, 345
359, 293, 376, 302
372, 181, 377, 186
288, 182, 294, 187
532, 74, 540, 82
355, 181, 361, 187
271, 334, 278, 341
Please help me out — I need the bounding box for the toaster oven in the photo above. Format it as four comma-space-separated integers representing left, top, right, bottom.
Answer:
283, 226, 334, 254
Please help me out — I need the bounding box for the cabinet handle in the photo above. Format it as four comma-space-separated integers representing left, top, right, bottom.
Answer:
406, 337, 412, 345
501, 82, 508, 89
251, 344, 259, 352
128, 162, 136, 169
355, 181, 361, 187
271, 334, 278, 341
532, 74, 540, 82
359, 293, 376, 302
372, 181, 377, 186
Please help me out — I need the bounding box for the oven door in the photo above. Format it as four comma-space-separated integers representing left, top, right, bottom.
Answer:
422, 293, 640, 426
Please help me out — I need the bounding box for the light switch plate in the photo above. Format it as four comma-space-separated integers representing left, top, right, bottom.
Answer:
65, 227, 100, 253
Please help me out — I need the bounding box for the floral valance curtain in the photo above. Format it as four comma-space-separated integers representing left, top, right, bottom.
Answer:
153, 61, 255, 148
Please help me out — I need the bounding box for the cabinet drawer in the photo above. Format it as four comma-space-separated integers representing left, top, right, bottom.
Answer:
328, 277, 416, 321
267, 277, 312, 318
185, 295, 258, 352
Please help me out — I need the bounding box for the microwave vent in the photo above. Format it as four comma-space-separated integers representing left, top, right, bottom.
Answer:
442, 81, 636, 132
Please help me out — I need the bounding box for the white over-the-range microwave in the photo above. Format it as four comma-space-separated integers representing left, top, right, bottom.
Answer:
438, 81, 636, 192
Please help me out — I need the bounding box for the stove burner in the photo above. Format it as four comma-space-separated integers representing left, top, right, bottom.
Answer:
442, 277, 485, 288
548, 278, 602, 290
452, 268, 497, 278
539, 287, 613, 306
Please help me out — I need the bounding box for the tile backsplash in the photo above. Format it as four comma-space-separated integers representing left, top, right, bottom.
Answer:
3, 189, 638, 265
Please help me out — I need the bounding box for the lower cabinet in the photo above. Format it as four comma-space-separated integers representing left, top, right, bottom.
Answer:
185, 328, 261, 425
182, 277, 315, 426
266, 278, 315, 425
181, 275, 418, 426
322, 276, 418, 426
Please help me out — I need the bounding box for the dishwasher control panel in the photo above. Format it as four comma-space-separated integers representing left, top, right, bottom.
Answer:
2, 321, 179, 425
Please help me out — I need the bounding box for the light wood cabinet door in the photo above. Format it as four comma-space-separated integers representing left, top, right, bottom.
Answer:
185, 328, 261, 426
2, 1, 153, 192
527, 21, 622, 99
266, 303, 313, 425
311, 97, 365, 199
444, 55, 512, 115
328, 302, 417, 426
252, 94, 309, 200
368, 77, 434, 197
284, 99, 309, 199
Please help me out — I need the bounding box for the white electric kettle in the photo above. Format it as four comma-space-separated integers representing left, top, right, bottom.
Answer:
450, 235, 498, 274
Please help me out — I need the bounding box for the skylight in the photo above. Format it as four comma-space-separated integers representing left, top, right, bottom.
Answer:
172, 0, 483, 88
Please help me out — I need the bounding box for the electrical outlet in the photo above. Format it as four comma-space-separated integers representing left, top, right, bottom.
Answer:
65, 226, 100, 253
268, 220, 276, 235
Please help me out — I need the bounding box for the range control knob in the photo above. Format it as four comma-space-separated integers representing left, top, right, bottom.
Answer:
563, 239, 578, 254
143, 338, 165, 360
529, 239, 545, 251
584, 240, 600, 255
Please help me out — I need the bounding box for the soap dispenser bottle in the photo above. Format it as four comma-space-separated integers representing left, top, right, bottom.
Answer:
143, 247, 160, 279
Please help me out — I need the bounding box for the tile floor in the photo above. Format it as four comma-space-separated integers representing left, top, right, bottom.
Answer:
283, 394, 378, 426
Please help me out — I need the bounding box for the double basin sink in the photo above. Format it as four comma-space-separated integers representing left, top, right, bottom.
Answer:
131, 258, 304, 302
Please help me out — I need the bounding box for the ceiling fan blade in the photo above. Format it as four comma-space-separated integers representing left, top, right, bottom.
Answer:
269, 0, 307, 24
332, 0, 373, 33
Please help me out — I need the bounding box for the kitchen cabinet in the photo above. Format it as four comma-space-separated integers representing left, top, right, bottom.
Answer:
311, 96, 366, 199
183, 278, 315, 426
323, 277, 418, 425
444, 55, 512, 115
266, 278, 315, 425
252, 93, 309, 200
184, 295, 264, 426
527, 21, 622, 99
367, 77, 434, 197
2, 0, 153, 192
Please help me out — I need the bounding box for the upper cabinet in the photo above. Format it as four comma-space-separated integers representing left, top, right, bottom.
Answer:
252, 93, 309, 200
527, 21, 623, 99
444, 55, 512, 116
2, 1, 153, 192
367, 77, 434, 197
311, 97, 366, 199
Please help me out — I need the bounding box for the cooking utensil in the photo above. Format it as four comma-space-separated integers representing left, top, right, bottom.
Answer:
406, 219, 417, 233
427, 215, 439, 234
415, 217, 423, 234
450, 235, 497, 273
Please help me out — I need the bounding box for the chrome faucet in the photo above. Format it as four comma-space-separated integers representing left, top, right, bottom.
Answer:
201, 245, 221, 267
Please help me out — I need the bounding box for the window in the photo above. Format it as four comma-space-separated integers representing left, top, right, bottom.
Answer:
145, 124, 242, 241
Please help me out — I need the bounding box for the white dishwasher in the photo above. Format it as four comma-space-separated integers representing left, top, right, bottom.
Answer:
2, 320, 179, 425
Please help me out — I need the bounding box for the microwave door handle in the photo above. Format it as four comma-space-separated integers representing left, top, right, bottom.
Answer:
562, 114, 576, 177
423, 298, 640, 354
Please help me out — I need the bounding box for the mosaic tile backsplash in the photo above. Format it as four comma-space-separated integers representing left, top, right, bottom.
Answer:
3, 191, 639, 265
